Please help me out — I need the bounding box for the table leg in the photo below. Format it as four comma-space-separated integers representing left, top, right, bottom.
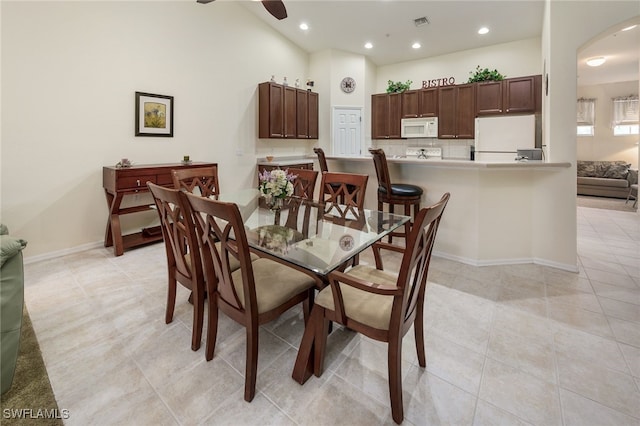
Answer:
104, 191, 125, 256
292, 308, 319, 384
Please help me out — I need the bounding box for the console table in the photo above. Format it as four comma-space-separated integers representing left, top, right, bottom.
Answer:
102, 162, 216, 256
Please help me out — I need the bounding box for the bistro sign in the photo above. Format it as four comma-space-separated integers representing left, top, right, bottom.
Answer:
422, 77, 456, 88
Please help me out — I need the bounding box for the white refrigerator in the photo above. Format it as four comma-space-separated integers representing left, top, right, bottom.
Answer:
474, 115, 536, 162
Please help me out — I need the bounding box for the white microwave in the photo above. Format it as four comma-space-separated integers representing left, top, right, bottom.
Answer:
401, 117, 438, 138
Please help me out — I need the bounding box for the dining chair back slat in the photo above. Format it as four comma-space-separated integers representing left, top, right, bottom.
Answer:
172, 166, 220, 197
319, 172, 368, 209
287, 168, 319, 200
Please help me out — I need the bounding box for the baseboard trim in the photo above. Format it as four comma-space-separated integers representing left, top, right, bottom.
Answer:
433, 250, 579, 273
23, 241, 105, 265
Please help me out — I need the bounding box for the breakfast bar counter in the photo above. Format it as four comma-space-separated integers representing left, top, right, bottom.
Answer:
324, 155, 576, 271
326, 155, 571, 169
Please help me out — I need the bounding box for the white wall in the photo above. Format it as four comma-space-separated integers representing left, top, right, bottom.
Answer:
533, 0, 640, 267
376, 38, 542, 93
577, 81, 639, 167
1, 1, 310, 257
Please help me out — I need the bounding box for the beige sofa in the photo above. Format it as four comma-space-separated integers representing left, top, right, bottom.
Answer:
577, 160, 637, 199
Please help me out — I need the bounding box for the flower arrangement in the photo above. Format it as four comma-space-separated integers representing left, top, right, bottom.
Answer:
258, 169, 296, 205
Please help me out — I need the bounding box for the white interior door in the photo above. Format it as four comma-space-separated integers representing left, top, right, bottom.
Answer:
333, 107, 362, 156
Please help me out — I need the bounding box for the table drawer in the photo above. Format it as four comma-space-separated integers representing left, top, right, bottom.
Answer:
117, 175, 156, 190
156, 173, 174, 187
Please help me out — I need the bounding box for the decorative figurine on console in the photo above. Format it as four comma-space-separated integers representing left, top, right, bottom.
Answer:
116, 158, 132, 168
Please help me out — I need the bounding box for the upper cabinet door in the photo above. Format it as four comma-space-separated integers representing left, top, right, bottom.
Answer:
372, 93, 390, 139
307, 91, 319, 139
456, 84, 476, 139
296, 89, 309, 138
503, 76, 536, 114
401, 90, 420, 118
437, 87, 457, 139
418, 88, 438, 117
388, 93, 403, 139
402, 88, 438, 118
476, 81, 503, 115
259, 82, 284, 138
283, 86, 297, 138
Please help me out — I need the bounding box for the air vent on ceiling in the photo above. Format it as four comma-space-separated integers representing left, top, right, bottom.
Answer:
414, 16, 430, 27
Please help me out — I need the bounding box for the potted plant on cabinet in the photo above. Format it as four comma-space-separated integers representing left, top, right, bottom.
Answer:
467, 65, 506, 83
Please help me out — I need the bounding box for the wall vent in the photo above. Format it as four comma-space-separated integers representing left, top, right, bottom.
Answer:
414, 16, 430, 27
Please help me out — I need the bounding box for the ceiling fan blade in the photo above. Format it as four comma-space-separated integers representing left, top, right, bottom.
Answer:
261, 0, 287, 20
196, 0, 215, 4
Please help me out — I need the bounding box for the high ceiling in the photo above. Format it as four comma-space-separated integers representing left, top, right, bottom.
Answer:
234, 0, 639, 86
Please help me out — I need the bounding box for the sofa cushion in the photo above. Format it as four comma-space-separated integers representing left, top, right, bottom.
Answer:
627, 169, 638, 185
577, 160, 630, 178
603, 162, 631, 179
0, 224, 8, 236
577, 176, 630, 188
0, 236, 27, 268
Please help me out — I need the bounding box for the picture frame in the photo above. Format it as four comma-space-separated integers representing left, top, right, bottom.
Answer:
135, 92, 174, 137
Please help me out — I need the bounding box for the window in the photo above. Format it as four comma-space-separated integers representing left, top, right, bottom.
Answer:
576, 98, 595, 136
612, 96, 639, 136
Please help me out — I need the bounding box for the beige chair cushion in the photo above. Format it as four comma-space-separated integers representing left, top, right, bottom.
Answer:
231, 258, 316, 314
315, 265, 398, 331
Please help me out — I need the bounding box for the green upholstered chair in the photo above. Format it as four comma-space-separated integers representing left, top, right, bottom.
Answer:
1, 224, 27, 394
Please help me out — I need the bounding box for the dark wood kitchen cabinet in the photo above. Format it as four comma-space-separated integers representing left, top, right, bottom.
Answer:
296, 89, 318, 139
503, 75, 540, 114
438, 83, 475, 139
402, 88, 438, 118
372, 92, 402, 139
476, 75, 541, 116
259, 82, 318, 139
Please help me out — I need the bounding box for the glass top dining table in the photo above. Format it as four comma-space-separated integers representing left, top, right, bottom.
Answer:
217, 189, 410, 277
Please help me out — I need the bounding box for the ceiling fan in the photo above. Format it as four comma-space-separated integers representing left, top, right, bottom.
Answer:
197, 0, 287, 21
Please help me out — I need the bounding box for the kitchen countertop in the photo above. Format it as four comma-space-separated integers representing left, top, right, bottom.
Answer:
256, 156, 315, 167
326, 155, 571, 169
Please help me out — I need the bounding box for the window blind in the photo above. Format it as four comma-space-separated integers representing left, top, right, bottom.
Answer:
577, 98, 596, 125
612, 96, 639, 126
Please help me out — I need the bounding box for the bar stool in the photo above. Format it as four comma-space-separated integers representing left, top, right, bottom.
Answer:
314, 147, 354, 204
369, 148, 423, 244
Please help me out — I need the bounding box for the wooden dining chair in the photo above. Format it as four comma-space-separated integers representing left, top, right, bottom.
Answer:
172, 166, 220, 197
147, 182, 205, 351
184, 192, 317, 402
287, 167, 319, 200
319, 171, 368, 209
293, 192, 451, 424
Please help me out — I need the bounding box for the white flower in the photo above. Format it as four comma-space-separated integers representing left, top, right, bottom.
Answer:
258, 168, 297, 200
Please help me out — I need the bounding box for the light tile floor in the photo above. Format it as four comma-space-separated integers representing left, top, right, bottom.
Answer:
24, 206, 639, 425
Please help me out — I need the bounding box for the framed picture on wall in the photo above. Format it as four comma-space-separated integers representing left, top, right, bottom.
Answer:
135, 92, 174, 137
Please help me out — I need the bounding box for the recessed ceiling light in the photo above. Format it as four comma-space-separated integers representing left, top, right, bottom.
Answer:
478, 27, 489, 35
364, 42, 373, 49
299, 22, 309, 31
621, 24, 637, 31
586, 56, 606, 67
412, 42, 421, 49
